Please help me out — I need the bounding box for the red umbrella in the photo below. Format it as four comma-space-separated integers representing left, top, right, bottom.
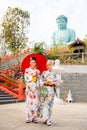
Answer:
21, 53, 47, 74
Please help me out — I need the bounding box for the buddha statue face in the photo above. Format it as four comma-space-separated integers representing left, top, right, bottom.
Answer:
56, 15, 67, 30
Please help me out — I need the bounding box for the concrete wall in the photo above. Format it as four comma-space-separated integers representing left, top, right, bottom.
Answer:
60, 73, 87, 102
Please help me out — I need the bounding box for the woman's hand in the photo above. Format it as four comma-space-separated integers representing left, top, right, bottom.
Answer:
32, 72, 36, 76
44, 80, 55, 86
36, 85, 41, 90
56, 80, 63, 85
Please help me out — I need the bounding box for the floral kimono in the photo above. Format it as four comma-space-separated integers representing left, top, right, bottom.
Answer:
38, 70, 61, 120
24, 67, 40, 121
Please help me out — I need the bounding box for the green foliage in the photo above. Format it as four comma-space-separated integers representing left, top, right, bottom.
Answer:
30, 41, 46, 54
68, 45, 75, 53
1, 7, 30, 53
44, 44, 72, 60
73, 53, 82, 60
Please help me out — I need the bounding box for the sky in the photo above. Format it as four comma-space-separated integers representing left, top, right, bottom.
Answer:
0, 0, 87, 46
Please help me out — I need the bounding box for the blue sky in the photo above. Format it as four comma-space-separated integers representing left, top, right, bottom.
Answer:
0, 0, 87, 46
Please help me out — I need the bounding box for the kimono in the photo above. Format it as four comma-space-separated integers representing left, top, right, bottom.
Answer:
24, 67, 40, 120
38, 69, 61, 120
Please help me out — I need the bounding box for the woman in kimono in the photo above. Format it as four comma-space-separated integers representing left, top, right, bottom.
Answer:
38, 59, 62, 126
24, 57, 40, 123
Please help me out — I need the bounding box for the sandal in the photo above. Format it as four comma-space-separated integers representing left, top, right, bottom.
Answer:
43, 119, 51, 126
32, 118, 38, 123
43, 120, 47, 124
46, 120, 51, 126
26, 120, 30, 123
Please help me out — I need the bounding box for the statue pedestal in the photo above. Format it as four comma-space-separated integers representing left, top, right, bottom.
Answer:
66, 89, 73, 103
54, 88, 65, 104
54, 96, 65, 105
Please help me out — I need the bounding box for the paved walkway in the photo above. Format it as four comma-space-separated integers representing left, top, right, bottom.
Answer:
0, 65, 87, 130
0, 102, 87, 130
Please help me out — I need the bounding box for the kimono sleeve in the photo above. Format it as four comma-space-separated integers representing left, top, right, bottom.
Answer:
24, 68, 32, 82
40, 71, 46, 86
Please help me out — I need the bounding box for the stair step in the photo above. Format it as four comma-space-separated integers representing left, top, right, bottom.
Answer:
0, 99, 25, 105
0, 96, 17, 100
0, 90, 25, 105
0, 90, 5, 94
0, 99, 18, 104
0, 90, 14, 97
0, 94, 13, 97
0, 92, 12, 95
0, 90, 8, 93
0, 90, 17, 104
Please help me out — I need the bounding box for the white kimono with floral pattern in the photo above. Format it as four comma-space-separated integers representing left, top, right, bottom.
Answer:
24, 67, 40, 120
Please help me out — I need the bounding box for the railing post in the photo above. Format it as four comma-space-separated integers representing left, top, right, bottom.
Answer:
18, 74, 25, 100
18, 81, 24, 100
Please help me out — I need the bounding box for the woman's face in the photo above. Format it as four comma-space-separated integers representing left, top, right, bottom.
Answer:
30, 60, 36, 69
46, 63, 53, 71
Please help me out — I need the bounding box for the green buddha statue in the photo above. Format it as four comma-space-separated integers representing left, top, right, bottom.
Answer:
52, 15, 76, 46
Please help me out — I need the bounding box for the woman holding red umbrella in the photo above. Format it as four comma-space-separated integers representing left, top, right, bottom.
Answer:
24, 56, 40, 123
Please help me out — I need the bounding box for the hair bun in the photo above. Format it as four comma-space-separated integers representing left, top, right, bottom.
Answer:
30, 57, 36, 61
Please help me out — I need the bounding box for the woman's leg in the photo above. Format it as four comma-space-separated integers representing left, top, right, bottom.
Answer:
44, 94, 55, 126
37, 95, 45, 118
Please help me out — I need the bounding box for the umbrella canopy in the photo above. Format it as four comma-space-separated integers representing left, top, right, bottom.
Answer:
21, 53, 47, 74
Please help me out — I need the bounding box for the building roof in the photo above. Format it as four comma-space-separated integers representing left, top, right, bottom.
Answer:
69, 38, 85, 47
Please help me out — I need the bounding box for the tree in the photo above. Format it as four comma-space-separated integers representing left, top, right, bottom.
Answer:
44, 44, 73, 62
30, 41, 46, 54
1, 7, 30, 54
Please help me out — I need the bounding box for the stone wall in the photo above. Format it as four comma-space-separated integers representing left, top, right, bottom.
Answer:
60, 73, 87, 102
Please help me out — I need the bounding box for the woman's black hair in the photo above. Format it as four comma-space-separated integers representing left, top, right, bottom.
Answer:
30, 57, 36, 62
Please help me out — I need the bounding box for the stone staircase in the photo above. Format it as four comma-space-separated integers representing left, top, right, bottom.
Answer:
0, 90, 23, 105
